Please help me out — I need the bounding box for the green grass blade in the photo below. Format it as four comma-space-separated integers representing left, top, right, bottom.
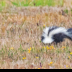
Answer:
11, 1, 19, 6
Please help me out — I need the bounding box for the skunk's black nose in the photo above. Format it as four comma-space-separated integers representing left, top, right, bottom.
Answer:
41, 36, 45, 41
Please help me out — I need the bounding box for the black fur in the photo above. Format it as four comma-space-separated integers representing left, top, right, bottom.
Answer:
67, 28, 72, 40
67, 28, 72, 34
48, 26, 58, 36
52, 32, 72, 44
41, 36, 45, 41
52, 33, 66, 44
51, 28, 72, 44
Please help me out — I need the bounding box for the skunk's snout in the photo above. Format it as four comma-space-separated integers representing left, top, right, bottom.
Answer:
41, 36, 45, 41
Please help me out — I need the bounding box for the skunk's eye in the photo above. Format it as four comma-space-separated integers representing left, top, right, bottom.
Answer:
41, 36, 45, 41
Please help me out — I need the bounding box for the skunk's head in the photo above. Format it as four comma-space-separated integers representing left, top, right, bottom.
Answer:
41, 27, 54, 44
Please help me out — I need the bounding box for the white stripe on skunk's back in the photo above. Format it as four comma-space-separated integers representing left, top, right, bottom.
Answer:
43, 27, 50, 35
49, 27, 67, 37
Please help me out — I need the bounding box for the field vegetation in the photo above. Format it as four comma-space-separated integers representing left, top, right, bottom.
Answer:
0, 0, 72, 69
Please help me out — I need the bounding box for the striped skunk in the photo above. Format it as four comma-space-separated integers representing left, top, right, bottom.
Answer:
41, 26, 72, 44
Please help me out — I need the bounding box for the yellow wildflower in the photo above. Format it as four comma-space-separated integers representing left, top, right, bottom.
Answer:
46, 46, 49, 50
30, 47, 31, 50
50, 62, 53, 64
38, 50, 40, 53
43, 46, 45, 49
66, 65, 68, 68
38, 68, 40, 69
48, 62, 53, 65
70, 52, 72, 55
68, 56, 70, 59
42, 67, 44, 69
28, 50, 30, 53
47, 47, 50, 50
3, 23, 4, 24
51, 46, 53, 49
23, 57, 26, 60
28, 47, 31, 53
50, 46, 55, 49
28, 49, 30, 51
43, 25, 45, 27
61, 46, 66, 49
36, 57, 39, 59
10, 47, 14, 50
62, 46, 66, 48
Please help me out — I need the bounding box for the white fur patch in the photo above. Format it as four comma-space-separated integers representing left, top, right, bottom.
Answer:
43, 27, 49, 35
49, 27, 67, 37
42, 37, 54, 44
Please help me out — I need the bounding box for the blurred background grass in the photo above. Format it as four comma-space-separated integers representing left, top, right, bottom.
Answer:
0, 0, 64, 7
0, 0, 64, 10
1, 0, 72, 15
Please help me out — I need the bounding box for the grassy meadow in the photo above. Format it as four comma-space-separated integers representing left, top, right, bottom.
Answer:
0, 0, 72, 69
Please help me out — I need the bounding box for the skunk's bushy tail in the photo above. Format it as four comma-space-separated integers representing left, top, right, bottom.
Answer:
66, 28, 72, 40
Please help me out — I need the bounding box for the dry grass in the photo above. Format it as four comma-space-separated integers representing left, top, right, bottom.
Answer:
0, 0, 72, 69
